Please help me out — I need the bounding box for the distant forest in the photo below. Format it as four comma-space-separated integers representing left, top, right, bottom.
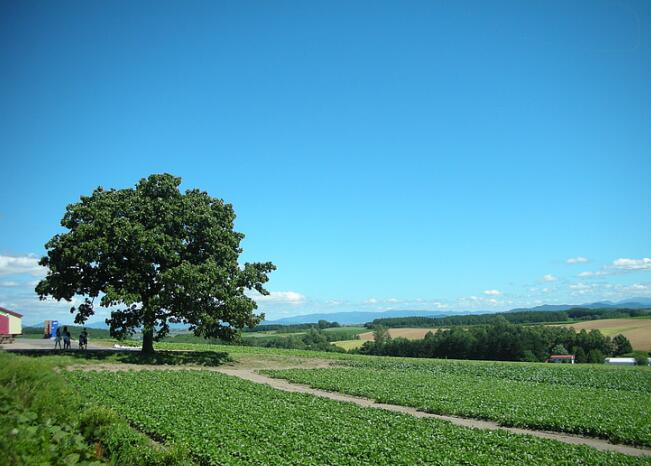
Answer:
367, 308, 651, 329
358, 318, 635, 363
242, 320, 341, 333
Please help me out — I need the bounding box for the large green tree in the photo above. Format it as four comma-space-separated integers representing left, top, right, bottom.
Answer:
36, 174, 275, 353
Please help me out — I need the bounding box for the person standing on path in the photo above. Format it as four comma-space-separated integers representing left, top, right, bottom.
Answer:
63, 326, 71, 350
54, 327, 62, 349
79, 328, 88, 350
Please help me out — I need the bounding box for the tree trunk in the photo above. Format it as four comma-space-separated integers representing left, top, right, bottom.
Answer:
142, 326, 155, 353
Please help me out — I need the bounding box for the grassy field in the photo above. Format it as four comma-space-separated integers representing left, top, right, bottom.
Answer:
65, 368, 646, 465
0, 351, 192, 465
5, 342, 651, 464
108, 340, 651, 446
266, 359, 651, 446
552, 317, 651, 351
332, 339, 365, 350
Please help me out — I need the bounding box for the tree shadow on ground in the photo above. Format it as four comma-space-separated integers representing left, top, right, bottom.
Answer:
6, 349, 232, 366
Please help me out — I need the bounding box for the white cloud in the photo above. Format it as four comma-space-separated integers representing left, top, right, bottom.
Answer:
0, 254, 46, 277
387, 298, 399, 303
570, 283, 592, 290
611, 258, 651, 271
459, 295, 504, 308
566, 257, 589, 264
365, 298, 378, 304
0, 281, 21, 288
627, 283, 650, 291
483, 289, 502, 296
568, 283, 600, 295
578, 270, 608, 277
543, 274, 557, 282
250, 291, 305, 304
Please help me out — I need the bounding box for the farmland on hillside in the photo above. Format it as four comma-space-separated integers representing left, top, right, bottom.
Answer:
267, 358, 651, 446
552, 318, 651, 351
357, 327, 441, 340
65, 369, 646, 465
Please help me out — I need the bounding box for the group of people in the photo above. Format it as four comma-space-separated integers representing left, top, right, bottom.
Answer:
54, 326, 88, 350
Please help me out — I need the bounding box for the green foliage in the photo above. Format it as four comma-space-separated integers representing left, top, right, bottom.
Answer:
373, 325, 390, 347
13, 349, 231, 367
587, 349, 605, 364
633, 351, 650, 366
369, 308, 651, 328
358, 321, 617, 363
0, 352, 192, 465
0, 353, 101, 465
36, 174, 275, 352
241, 321, 341, 333
550, 344, 569, 355
250, 327, 346, 352
574, 346, 587, 363
65, 369, 645, 465
267, 358, 651, 446
79, 406, 191, 466
613, 334, 634, 355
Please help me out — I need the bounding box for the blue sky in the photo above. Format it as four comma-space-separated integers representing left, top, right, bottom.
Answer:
1, 0, 650, 325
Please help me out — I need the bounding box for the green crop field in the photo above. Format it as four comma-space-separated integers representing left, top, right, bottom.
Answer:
266, 358, 651, 447
332, 339, 365, 350
65, 369, 647, 465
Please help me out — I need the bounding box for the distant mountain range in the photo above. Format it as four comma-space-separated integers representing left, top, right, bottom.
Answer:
263, 297, 651, 325
507, 297, 651, 313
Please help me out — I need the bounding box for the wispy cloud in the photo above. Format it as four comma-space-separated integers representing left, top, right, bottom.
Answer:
0, 281, 21, 288
569, 283, 593, 291
0, 254, 46, 277
578, 270, 608, 277
543, 274, 557, 282
566, 256, 589, 264
483, 289, 502, 296
626, 283, 650, 292
611, 258, 651, 271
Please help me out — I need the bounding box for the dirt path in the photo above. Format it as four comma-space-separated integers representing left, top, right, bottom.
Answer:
66, 359, 651, 458
215, 368, 651, 458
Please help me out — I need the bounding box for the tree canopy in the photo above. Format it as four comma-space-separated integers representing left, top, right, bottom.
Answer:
36, 174, 275, 352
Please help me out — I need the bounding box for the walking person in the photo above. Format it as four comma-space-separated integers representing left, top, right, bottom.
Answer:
79, 328, 88, 350
54, 327, 62, 350
63, 326, 71, 350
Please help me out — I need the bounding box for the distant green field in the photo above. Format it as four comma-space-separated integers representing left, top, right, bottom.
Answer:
333, 339, 365, 350
66, 368, 646, 465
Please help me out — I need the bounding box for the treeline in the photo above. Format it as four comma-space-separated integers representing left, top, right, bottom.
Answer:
245, 328, 346, 352
367, 308, 651, 329
358, 318, 635, 363
242, 320, 341, 333
165, 327, 347, 353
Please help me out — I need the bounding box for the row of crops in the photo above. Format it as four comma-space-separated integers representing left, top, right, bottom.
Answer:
265, 359, 651, 447
66, 369, 647, 465
340, 357, 651, 392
